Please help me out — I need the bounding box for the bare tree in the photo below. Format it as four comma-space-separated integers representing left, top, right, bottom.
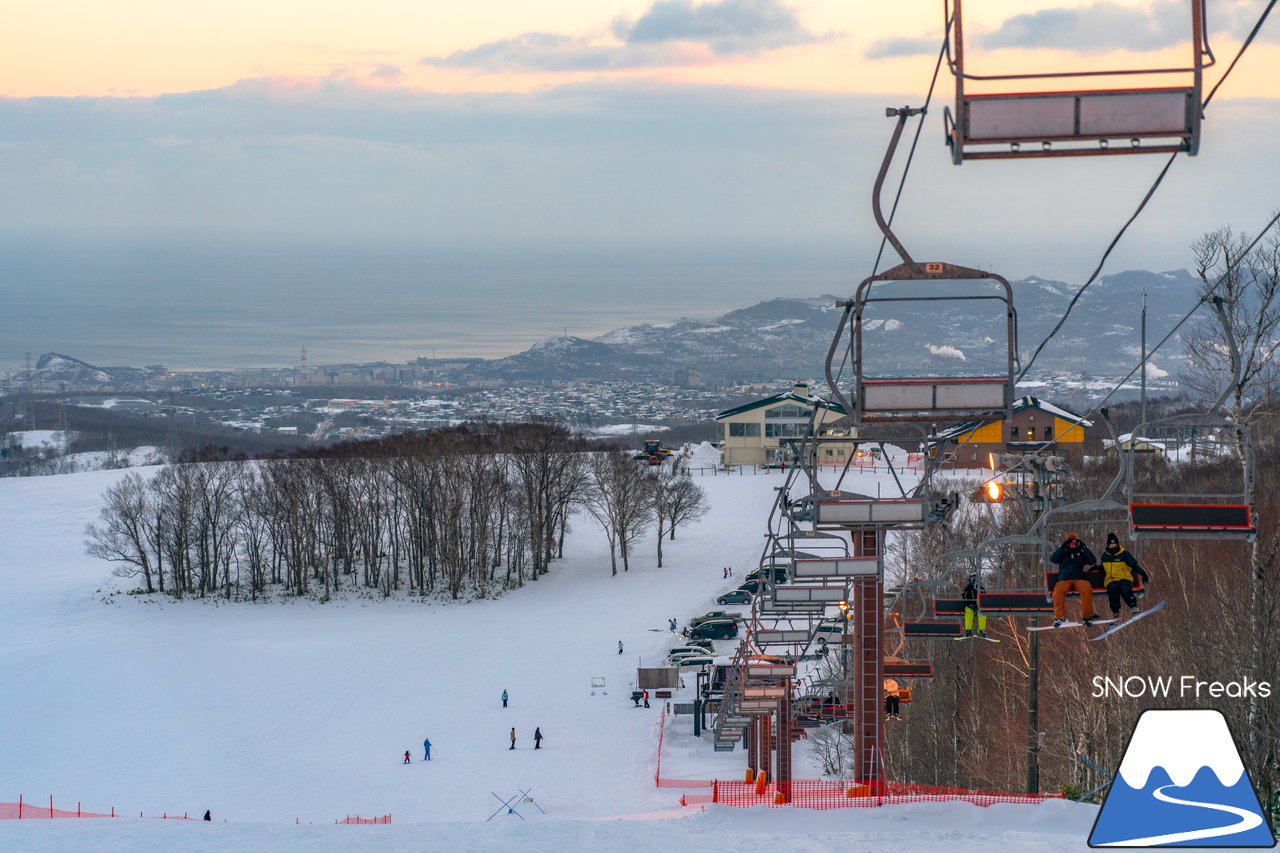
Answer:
582, 451, 655, 575
1181, 220, 1280, 422
85, 472, 160, 593
652, 467, 708, 567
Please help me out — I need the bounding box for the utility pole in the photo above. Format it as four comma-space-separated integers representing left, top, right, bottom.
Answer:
1140, 292, 1148, 425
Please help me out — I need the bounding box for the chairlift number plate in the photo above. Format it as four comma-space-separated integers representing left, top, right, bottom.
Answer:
925, 262, 944, 274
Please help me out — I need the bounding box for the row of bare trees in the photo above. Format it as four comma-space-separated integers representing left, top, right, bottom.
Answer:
85, 422, 708, 599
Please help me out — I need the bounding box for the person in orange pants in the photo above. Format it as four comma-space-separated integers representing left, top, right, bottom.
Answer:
1050, 532, 1099, 628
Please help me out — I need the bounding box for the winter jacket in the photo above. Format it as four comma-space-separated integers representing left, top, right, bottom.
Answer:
1098, 546, 1148, 586
1050, 541, 1097, 582
962, 581, 982, 606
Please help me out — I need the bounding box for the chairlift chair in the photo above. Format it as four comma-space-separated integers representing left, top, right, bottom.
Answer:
944, 0, 1211, 162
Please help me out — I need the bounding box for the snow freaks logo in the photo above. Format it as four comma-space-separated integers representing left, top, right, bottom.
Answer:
1089, 709, 1276, 847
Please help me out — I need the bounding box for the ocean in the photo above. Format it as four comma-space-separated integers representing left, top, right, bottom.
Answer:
0, 238, 855, 371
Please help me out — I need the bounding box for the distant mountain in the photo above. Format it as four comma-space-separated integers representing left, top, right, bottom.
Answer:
476, 269, 1199, 384
33, 352, 113, 385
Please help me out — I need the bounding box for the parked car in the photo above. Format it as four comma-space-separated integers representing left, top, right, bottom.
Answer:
734, 580, 767, 595
689, 610, 742, 627
716, 589, 753, 605
815, 617, 847, 635
669, 653, 715, 669
668, 645, 712, 660
746, 565, 788, 584
687, 620, 739, 640
683, 638, 714, 651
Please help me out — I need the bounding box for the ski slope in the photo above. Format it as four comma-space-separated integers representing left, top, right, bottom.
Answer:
0, 445, 1113, 851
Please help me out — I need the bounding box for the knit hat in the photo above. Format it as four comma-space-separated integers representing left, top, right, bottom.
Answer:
1065, 532, 1080, 542
1106, 532, 1120, 547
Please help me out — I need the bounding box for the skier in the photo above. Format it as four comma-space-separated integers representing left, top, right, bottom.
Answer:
1049, 532, 1099, 628
501, 689, 508, 708
423, 738, 432, 761
962, 573, 988, 638
203, 810, 211, 821
1098, 532, 1149, 621
618, 640, 624, 655
533, 727, 544, 749
669, 618, 677, 632
643, 689, 650, 709
723, 567, 728, 578
509, 727, 517, 750
404, 750, 411, 764
883, 679, 902, 720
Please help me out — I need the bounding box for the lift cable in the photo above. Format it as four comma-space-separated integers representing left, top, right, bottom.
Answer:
831, 13, 956, 404
1203, 0, 1278, 109
1015, 0, 1276, 384
984, 207, 1280, 494
870, 10, 955, 276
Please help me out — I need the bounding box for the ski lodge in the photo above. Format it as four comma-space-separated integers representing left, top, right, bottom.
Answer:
929, 396, 1091, 469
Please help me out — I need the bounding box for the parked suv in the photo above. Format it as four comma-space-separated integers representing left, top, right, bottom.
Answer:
687, 619, 738, 640
689, 610, 742, 627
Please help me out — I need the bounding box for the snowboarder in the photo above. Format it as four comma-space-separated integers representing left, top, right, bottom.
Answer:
501, 689, 508, 708
962, 573, 988, 638
723, 567, 728, 578
423, 738, 432, 760
883, 679, 902, 720
404, 750, 411, 764
618, 640, 623, 655
533, 727, 544, 749
669, 618, 677, 632
1049, 532, 1099, 627
203, 810, 211, 821
1098, 532, 1149, 621
509, 727, 517, 750
643, 690, 650, 708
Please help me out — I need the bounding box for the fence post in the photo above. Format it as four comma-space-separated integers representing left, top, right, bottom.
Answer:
50, 795, 53, 818
17, 794, 21, 819
78, 802, 81, 817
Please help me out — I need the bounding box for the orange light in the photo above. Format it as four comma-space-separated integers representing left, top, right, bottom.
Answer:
984, 480, 1003, 501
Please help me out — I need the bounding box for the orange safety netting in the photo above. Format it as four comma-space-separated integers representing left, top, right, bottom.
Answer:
335, 814, 391, 824
0, 796, 197, 820
676, 779, 1063, 809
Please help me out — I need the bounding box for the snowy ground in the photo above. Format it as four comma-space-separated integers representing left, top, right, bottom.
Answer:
0, 444, 1131, 851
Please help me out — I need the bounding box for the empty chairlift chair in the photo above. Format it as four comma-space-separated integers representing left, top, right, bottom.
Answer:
944, 0, 1211, 162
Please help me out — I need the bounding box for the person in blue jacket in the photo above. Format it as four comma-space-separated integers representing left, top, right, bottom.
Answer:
501, 689, 508, 708
423, 738, 432, 761
1049, 532, 1099, 628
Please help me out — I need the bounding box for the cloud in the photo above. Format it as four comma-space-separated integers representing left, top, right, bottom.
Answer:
927, 344, 966, 361
865, 36, 943, 60
422, 0, 831, 73
981, 1, 1188, 54
615, 0, 824, 54
866, 0, 1276, 60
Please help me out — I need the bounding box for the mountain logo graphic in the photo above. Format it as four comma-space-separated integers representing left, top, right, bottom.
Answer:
1089, 709, 1276, 847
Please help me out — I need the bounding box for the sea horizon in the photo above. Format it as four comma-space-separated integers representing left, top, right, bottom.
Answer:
2, 236, 859, 373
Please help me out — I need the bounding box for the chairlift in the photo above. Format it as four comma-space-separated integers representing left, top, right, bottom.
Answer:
827, 108, 1018, 427
944, 0, 1211, 162
1122, 298, 1257, 541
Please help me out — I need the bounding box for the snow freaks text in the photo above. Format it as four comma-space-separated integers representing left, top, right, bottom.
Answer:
1091, 675, 1273, 699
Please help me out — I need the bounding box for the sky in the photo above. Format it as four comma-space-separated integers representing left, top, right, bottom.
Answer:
0, 0, 1277, 280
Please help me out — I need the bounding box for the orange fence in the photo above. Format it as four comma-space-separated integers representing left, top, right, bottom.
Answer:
0, 795, 197, 820
336, 814, 391, 824
676, 780, 1063, 809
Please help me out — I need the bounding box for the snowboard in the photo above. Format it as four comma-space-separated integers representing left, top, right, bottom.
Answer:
1028, 617, 1117, 632
1088, 601, 1166, 641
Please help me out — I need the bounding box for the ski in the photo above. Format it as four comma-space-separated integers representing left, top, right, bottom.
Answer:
1088, 601, 1166, 641
1028, 617, 1117, 632
953, 635, 1001, 643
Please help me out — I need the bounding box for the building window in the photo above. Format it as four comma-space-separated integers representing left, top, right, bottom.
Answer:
1010, 427, 1019, 442
766, 404, 808, 419
1044, 426, 1053, 441
729, 422, 760, 437
765, 422, 808, 438
1026, 428, 1035, 441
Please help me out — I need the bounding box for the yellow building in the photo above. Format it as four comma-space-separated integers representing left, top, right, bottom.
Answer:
715, 382, 852, 467
931, 396, 1091, 468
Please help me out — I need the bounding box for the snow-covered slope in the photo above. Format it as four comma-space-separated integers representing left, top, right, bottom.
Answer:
0, 448, 1102, 851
